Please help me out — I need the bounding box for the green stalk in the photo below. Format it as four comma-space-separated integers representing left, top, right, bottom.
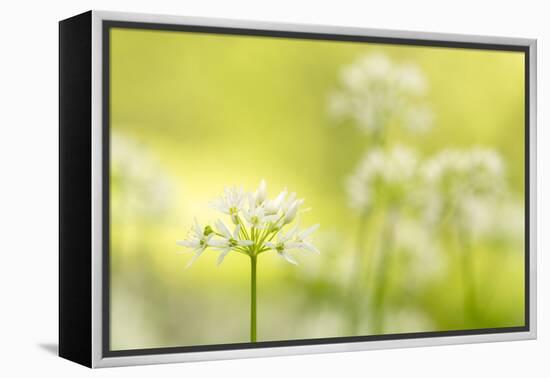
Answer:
456, 225, 477, 324
371, 207, 398, 334
250, 255, 257, 342
346, 209, 370, 334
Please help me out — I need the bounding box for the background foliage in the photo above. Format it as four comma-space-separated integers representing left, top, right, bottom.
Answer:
109, 27, 525, 350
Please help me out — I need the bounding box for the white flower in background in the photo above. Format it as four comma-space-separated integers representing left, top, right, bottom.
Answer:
328, 53, 433, 135
176, 219, 214, 268
177, 180, 319, 267
346, 145, 419, 211
210, 220, 253, 265
210, 186, 246, 224
111, 131, 173, 218
421, 147, 507, 228
460, 196, 524, 243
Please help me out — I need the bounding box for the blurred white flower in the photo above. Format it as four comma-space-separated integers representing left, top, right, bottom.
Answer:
421, 147, 507, 228
346, 145, 419, 211
111, 131, 173, 218
328, 53, 433, 135
461, 196, 524, 243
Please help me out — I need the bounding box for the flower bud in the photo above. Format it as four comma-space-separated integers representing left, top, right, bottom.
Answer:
283, 199, 303, 224
255, 179, 267, 205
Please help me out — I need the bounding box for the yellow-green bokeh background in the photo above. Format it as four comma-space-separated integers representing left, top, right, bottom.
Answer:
109, 27, 525, 351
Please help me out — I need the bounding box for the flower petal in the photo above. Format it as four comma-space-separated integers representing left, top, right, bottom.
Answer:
209, 239, 228, 248
285, 242, 302, 250
193, 218, 202, 236
232, 224, 241, 239
302, 241, 320, 254
185, 250, 204, 269
280, 251, 298, 265
217, 248, 231, 266
210, 198, 228, 214
282, 224, 299, 241
300, 224, 320, 239
177, 239, 199, 248
215, 219, 232, 239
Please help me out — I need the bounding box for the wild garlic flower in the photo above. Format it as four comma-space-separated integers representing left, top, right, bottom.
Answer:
265, 223, 321, 264
346, 145, 419, 211
176, 219, 214, 268
328, 53, 433, 135
210, 186, 246, 224
288, 223, 320, 254
177, 180, 319, 267
242, 193, 279, 229
421, 147, 507, 227
265, 233, 302, 265
210, 220, 253, 265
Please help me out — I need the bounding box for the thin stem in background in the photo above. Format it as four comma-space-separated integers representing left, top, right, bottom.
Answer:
370, 207, 399, 334
346, 209, 370, 334
456, 225, 477, 325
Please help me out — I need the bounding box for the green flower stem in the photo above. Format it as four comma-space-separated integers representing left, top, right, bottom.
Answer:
371, 207, 399, 334
456, 225, 477, 324
237, 217, 250, 240
346, 209, 370, 334
250, 254, 258, 342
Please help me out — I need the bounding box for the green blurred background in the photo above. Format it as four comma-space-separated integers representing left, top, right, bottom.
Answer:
109, 27, 525, 351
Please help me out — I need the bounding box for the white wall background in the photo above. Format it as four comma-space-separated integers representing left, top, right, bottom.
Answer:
0, 0, 546, 376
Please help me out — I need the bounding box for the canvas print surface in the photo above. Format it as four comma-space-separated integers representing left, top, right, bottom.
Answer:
107, 26, 526, 352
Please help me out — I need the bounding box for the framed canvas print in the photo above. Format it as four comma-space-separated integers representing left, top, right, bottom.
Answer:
59, 10, 537, 368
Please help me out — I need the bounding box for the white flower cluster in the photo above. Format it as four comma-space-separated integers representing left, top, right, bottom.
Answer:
177, 180, 319, 267
328, 54, 433, 135
422, 147, 507, 227
346, 145, 419, 210
347, 145, 507, 226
